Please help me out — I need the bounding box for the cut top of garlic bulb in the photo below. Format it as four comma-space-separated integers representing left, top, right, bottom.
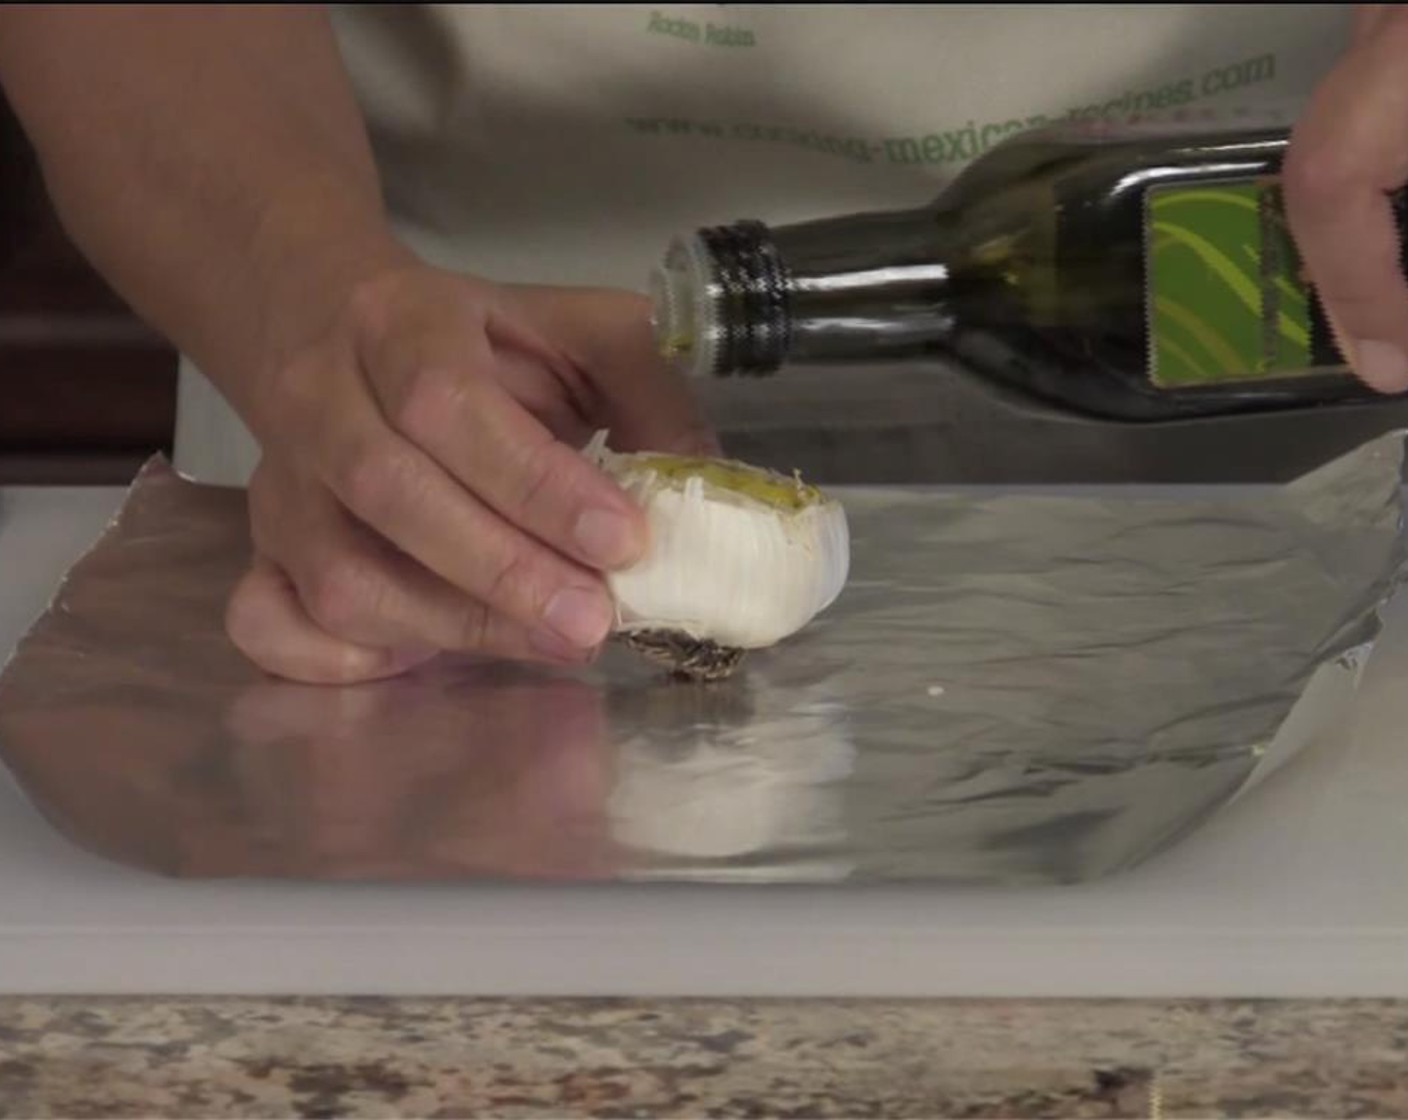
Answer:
584, 432, 850, 653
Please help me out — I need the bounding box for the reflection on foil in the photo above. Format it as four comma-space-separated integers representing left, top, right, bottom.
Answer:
605, 674, 857, 881
0, 432, 1405, 886
0, 650, 855, 882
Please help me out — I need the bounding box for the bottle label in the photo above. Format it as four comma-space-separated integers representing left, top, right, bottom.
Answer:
1144, 177, 1328, 388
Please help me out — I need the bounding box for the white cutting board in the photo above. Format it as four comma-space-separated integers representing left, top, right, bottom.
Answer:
1, 485, 1406, 998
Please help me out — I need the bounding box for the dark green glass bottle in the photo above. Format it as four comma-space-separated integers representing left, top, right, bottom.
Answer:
648, 119, 1408, 421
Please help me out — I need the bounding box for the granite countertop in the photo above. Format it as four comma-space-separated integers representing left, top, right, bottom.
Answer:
2, 997, 1406, 1118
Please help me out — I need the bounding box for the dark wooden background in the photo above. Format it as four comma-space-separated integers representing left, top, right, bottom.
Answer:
0, 94, 178, 486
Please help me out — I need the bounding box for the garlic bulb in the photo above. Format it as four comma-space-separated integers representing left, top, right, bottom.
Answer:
583, 432, 849, 671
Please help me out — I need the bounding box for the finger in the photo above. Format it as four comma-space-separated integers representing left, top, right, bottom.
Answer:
368, 321, 653, 574
499, 286, 722, 456
249, 459, 594, 665
226, 556, 436, 685
490, 340, 598, 448
306, 368, 619, 656
1283, 16, 1408, 392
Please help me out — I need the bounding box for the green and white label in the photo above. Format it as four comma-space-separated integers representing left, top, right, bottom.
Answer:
1146, 179, 1315, 387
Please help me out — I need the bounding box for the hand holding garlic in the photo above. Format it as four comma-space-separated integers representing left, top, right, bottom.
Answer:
216, 266, 846, 686
222, 280, 721, 685
584, 432, 851, 680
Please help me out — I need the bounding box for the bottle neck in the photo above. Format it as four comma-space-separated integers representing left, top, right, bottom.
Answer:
650, 207, 953, 379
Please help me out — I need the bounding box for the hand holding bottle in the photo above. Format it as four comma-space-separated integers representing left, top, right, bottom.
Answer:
1284, 4, 1408, 393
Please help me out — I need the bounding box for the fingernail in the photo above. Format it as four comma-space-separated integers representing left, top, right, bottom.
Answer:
1353, 340, 1408, 393
574, 508, 640, 569
543, 586, 615, 650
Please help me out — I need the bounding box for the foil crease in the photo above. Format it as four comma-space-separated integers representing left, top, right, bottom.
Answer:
1, 433, 1406, 886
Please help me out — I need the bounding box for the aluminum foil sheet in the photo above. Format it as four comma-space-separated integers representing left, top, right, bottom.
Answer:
1, 434, 1406, 886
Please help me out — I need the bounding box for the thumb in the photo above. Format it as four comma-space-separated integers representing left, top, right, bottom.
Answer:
226, 555, 437, 685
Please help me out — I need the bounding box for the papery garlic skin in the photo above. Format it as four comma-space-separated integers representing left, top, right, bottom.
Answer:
584, 433, 849, 650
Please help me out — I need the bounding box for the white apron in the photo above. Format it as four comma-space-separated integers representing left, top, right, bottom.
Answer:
173, 2, 1354, 484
